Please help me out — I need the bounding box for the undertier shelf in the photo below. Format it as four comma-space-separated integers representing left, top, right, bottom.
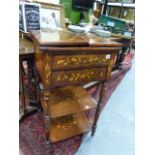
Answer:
49, 113, 93, 143
41, 86, 97, 118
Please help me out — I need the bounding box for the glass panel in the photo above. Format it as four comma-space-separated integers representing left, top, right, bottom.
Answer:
109, 6, 121, 18
121, 8, 135, 21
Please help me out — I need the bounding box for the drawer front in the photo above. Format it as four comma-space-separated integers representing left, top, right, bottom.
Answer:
52, 54, 112, 70
52, 68, 107, 87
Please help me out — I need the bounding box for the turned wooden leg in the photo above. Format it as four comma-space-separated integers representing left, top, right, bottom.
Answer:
45, 114, 51, 148
44, 92, 51, 147
91, 82, 107, 136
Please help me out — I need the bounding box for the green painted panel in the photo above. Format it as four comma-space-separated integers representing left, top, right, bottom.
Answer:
60, 0, 91, 24
99, 15, 127, 29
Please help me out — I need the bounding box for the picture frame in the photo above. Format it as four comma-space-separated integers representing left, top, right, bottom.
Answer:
24, 2, 41, 32
19, 2, 41, 33
19, 2, 25, 32
33, 1, 65, 29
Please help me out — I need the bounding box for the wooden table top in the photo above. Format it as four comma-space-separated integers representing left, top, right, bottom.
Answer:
19, 38, 34, 56
30, 29, 123, 47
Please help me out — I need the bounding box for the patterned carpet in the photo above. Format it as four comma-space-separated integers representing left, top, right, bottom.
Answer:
20, 114, 83, 155
19, 53, 133, 155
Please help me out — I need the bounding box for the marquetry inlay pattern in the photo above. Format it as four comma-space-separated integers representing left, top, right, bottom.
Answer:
52, 89, 76, 103
53, 54, 110, 69
53, 68, 106, 86
45, 54, 51, 86
53, 115, 77, 130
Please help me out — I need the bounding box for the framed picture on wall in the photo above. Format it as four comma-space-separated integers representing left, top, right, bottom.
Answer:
33, 1, 65, 30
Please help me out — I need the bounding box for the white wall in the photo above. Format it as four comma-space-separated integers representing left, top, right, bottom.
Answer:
33, 0, 60, 4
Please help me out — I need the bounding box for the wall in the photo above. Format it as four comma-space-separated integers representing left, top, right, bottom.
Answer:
19, 0, 60, 4
60, 0, 91, 24
35, 0, 60, 4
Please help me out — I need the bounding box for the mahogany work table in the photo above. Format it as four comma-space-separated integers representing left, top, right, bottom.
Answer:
30, 29, 122, 146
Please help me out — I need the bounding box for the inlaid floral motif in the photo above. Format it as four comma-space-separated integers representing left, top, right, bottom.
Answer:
54, 69, 106, 84
45, 54, 51, 86
53, 54, 110, 69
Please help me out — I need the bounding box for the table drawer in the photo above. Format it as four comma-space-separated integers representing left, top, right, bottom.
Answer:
52, 68, 107, 87
52, 54, 112, 70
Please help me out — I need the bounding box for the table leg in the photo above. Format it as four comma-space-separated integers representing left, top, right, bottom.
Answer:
91, 82, 107, 136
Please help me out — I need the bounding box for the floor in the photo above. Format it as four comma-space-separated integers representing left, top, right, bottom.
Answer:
75, 60, 135, 155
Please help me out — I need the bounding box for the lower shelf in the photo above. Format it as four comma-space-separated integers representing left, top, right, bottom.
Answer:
41, 86, 97, 118
49, 113, 93, 143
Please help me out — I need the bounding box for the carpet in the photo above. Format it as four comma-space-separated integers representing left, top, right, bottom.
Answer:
19, 52, 133, 155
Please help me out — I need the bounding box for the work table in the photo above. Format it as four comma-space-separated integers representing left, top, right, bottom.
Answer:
29, 29, 123, 144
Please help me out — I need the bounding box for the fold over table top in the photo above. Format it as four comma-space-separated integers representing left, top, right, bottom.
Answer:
30, 29, 123, 48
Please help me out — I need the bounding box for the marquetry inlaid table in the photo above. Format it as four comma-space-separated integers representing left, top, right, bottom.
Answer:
30, 29, 123, 146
